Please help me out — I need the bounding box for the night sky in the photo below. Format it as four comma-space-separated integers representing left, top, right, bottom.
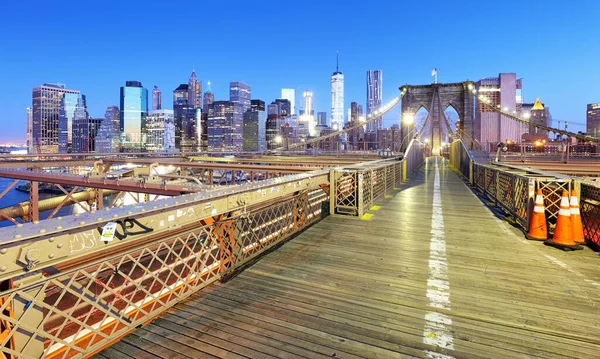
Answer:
1, 0, 599, 143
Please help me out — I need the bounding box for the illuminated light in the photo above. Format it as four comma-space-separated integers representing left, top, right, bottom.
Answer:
424, 138, 430, 144
403, 114, 414, 124
368, 114, 372, 118
441, 142, 446, 147
523, 112, 531, 120
468, 83, 474, 90
497, 104, 501, 109
542, 139, 546, 144
275, 135, 282, 144
359, 116, 366, 123
506, 140, 512, 144
333, 123, 339, 130
503, 107, 509, 112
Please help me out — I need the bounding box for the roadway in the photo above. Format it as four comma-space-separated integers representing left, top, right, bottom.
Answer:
94, 158, 600, 358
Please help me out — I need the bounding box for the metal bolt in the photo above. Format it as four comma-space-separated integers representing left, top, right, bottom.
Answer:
56, 226, 63, 230
39, 229, 46, 234
48, 253, 55, 259
33, 220, 40, 224
79, 221, 86, 225
49, 237, 55, 242
0, 248, 7, 254
14, 234, 21, 239
0, 266, 6, 272
57, 243, 63, 249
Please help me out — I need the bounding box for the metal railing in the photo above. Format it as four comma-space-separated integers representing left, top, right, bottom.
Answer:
0, 151, 423, 359
0, 169, 330, 359
450, 139, 600, 247
330, 139, 425, 218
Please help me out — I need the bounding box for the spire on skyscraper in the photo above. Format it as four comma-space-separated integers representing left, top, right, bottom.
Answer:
333, 51, 342, 75
206, 81, 212, 93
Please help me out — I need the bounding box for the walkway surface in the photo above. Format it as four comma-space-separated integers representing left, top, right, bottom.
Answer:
95, 158, 600, 359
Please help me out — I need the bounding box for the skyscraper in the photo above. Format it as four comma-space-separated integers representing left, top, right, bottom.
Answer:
317, 112, 327, 126
207, 101, 244, 152
587, 103, 600, 138
173, 84, 196, 151
152, 85, 162, 110
72, 117, 102, 153
331, 52, 344, 132
230, 81, 251, 112
266, 102, 282, 148
366, 70, 383, 133
26, 108, 32, 153
281, 88, 296, 115
147, 109, 175, 152
188, 70, 202, 109
203, 81, 214, 111
475, 73, 523, 148
58, 92, 88, 153
69, 96, 90, 153
96, 106, 120, 153
274, 99, 291, 118
201, 82, 214, 151
243, 101, 267, 152
120, 81, 148, 152
31, 83, 80, 153
302, 91, 316, 136
526, 98, 550, 139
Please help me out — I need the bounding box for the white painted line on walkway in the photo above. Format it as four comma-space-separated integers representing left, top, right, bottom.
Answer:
423, 158, 456, 357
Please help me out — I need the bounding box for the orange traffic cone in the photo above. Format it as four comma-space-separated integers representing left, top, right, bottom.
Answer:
526, 189, 547, 240
570, 189, 585, 244
545, 190, 582, 251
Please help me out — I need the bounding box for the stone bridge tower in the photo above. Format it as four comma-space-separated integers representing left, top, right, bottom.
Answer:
400, 82, 475, 153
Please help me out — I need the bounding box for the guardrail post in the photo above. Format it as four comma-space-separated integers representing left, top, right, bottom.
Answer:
329, 169, 336, 216
357, 171, 364, 218
383, 165, 387, 197
469, 160, 474, 185
369, 169, 374, 208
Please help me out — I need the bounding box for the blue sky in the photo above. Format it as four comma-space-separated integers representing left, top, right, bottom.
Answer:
1, 0, 599, 143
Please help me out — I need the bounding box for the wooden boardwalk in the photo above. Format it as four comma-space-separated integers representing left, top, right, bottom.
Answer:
95, 158, 600, 359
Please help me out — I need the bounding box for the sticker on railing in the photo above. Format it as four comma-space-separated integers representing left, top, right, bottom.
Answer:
101, 222, 118, 242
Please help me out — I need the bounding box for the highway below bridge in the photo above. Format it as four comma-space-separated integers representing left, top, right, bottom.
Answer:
1, 141, 600, 359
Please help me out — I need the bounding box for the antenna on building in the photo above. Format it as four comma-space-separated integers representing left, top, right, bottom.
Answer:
336, 51, 339, 72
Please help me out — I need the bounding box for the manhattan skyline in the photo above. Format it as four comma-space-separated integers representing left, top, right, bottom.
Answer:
1, 0, 600, 143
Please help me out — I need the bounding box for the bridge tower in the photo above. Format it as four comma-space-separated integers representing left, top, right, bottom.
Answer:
400, 81, 475, 153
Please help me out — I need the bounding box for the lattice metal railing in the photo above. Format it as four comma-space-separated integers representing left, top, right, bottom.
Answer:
330, 140, 425, 218
451, 139, 600, 245
0, 184, 329, 359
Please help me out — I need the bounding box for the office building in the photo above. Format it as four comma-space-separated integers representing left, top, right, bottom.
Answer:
251, 99, 265, 112
26, 108, 32, 152
207, 101, 244, 152
475, 73, 523, 148
72, 117, 103, 153
188, 70, 202, 109
587, 103, 600, 138
301, 91, 316, 135
522, 98, 550, 140
96, 106, 120, 153
317, 112, 327, 126
266, 102, 282, 148
173, 84, 197, 151
120, 81, 148, 152
201, 82, 214, 151
230, 81, 251, 112
366, 70, 383, 133
147, 109, 175, 152
59, 92, 89, 153
281, 88, 295, 115
31, 83, 80, 153
331, 53, 344, 132
243, 104, 267, 152
152, 85, 162, 110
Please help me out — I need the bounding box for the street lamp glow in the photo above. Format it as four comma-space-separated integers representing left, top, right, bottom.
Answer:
424, 138, 429, 144
403, 113, 414, 124
359, 116, 365, 123
275, 135, 282, 144
503, 107, 509, 112
523, 112, 531, 120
